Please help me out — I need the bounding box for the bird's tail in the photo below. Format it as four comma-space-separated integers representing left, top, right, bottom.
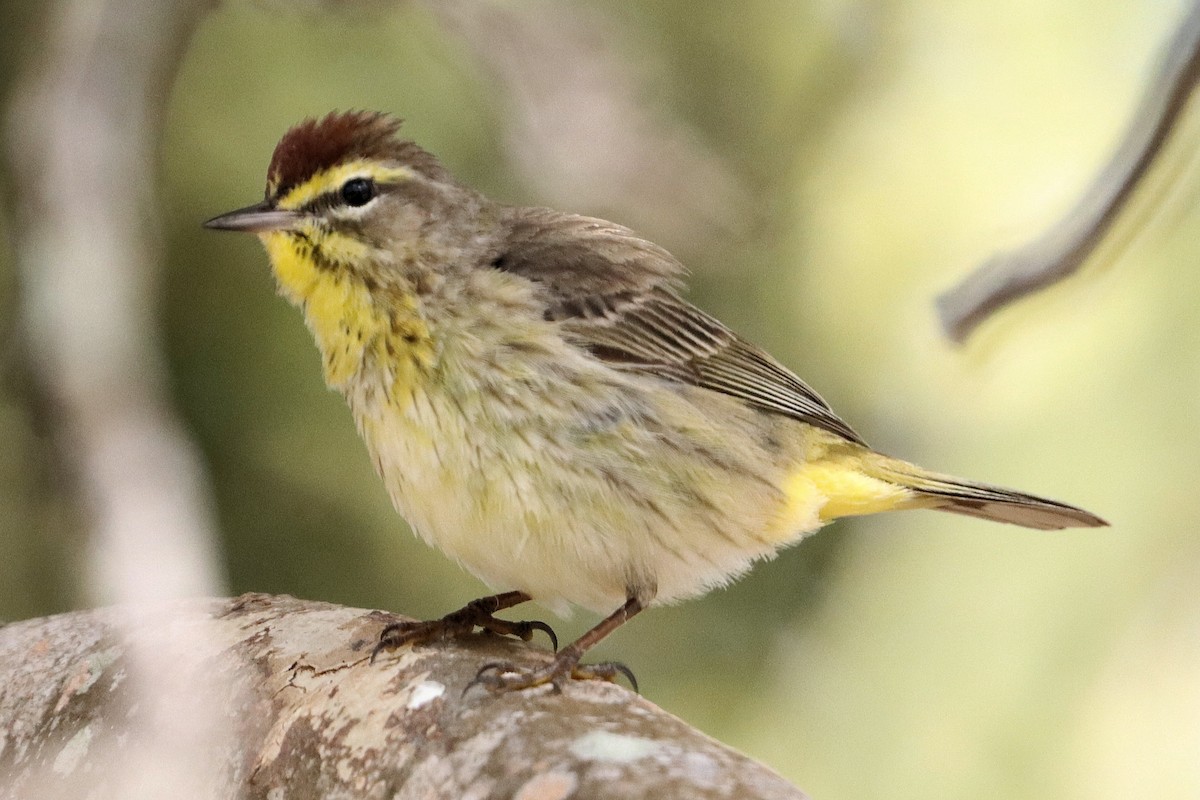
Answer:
865, 456, 1108, 531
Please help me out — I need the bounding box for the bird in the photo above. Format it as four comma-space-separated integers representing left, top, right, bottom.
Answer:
204, 110, 1107, 692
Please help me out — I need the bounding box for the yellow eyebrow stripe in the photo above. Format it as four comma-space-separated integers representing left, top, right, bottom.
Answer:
275, 161, 415, 210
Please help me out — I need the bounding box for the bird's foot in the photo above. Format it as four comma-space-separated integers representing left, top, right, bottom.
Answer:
371, 595, 557, 663
466, 649, 638, 695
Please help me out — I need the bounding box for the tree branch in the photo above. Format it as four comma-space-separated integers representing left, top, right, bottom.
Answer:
0, 594, 808, 800
936, 3, 1200, 342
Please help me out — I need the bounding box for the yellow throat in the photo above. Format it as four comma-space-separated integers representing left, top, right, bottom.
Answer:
260, 162, 434, 393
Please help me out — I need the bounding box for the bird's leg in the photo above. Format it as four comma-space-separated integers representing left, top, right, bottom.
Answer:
469, 595, 645, 693
371, 591, 557, 662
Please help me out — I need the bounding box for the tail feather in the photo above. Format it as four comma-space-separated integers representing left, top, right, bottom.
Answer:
868, 457, 1108, 531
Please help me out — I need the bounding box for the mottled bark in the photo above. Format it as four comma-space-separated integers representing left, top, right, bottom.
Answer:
0, 594, 807, 800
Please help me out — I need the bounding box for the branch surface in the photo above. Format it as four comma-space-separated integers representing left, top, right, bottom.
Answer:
0, 594, 808, 800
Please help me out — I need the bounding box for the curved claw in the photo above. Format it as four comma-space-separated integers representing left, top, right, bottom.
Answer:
575, 661, 639, 693
463, 661, 520, 696
477, 617, 558, 652
522, 620, 559, 652
371, 621, 431, 663
475, 660, 517, 678
616, 663, 638, 693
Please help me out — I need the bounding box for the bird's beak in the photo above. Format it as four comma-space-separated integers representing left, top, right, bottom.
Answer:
203, 201, 303, 233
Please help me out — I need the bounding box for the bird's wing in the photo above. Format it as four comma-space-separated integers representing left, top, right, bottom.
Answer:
496, 208, 865, 444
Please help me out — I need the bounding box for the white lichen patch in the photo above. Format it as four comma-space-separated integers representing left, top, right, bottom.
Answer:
53, 646, 123, 713
680, 750, 721, 788
256, 654, 421, 782
405, 680, 445, 710
569, 730, 662, 763
247, 607, 365, 665
86, 647, 121, 690
513, 770, 579, 800
52, 724, 93, 775
455, 724, 511, 780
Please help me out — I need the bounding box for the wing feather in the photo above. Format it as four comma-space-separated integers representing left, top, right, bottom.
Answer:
495, 208, 865, 444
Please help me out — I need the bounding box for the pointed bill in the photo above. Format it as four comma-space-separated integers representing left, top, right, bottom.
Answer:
203, 201, 303, 233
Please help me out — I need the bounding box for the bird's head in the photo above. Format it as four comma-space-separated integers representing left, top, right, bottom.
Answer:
204, 111, 487, 293
203, 111, 494, 387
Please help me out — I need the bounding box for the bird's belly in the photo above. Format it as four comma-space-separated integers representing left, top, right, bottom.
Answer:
355, 378, 816, 615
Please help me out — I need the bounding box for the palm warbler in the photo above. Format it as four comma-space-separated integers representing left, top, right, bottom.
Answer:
205, 111, 1106, 691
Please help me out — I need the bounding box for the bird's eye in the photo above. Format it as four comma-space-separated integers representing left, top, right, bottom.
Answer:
340, 177, 376, 207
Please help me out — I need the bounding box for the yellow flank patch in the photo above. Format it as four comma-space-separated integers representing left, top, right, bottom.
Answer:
275, 161, 414, 210
770, 456, 921, 540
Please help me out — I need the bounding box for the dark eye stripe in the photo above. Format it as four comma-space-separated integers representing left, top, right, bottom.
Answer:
294, 178, 392, 215
297, 193, 340, 215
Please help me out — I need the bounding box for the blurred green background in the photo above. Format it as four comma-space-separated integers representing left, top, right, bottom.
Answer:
2, 1, 1197, 798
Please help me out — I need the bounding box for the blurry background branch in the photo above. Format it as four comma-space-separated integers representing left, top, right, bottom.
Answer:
8, 0, 222, 615
0, 594, 810, 800
937, 1, 1200, 342
424, 0, 750, 259
6, 0, 228, 797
